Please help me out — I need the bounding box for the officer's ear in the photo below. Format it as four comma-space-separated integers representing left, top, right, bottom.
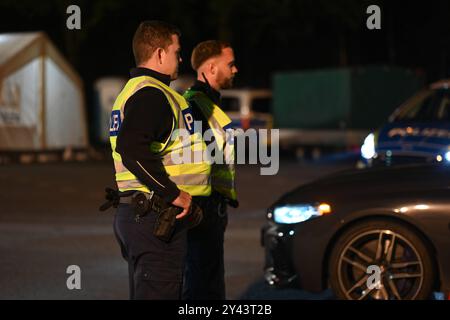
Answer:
156, 47, 165, 65
210, 62, 218, 75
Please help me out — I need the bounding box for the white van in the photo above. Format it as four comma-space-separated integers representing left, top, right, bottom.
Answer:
220, 89, 273, 130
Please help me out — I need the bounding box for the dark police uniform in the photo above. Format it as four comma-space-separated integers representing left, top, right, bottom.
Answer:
182, 80, 235, 300
111, 68, 209, 299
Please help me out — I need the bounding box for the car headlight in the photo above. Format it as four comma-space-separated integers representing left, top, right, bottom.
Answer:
361, 133, 376, 160
273, 203, 332, 224
436, 150, 450, 163
445, 151, 450, 162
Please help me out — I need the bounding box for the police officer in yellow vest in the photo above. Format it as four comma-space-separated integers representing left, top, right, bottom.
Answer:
182, 40, 238, 300
109, 21, 211, 300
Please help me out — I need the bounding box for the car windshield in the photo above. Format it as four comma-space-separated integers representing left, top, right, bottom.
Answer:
393, 88, 450, 122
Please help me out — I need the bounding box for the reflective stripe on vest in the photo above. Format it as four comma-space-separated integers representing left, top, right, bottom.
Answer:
183, 89, 237, 200
110, 76, 211, 196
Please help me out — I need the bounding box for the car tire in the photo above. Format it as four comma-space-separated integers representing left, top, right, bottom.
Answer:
328, 219, 436, 300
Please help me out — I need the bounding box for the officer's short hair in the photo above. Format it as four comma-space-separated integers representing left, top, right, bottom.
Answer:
132, 20, 181, 66
191, 40, 231, 71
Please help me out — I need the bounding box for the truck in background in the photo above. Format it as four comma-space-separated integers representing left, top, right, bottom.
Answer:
272, 66, 425, 159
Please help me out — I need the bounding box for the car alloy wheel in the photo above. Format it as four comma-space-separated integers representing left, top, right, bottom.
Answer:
329, 220, 435, 300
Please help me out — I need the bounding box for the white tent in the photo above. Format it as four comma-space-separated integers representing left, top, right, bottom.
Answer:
0, 32, 87, 151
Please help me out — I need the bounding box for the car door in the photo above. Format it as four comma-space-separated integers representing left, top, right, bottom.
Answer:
377, 88, 450, 161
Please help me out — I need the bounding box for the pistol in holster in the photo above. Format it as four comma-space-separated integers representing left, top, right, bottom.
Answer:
153, 206, 181, 242
128, 192, 177, 242
130, 191, 204, 242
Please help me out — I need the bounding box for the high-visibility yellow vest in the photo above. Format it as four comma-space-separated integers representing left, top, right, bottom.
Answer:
183, 88, 237, 200
109, 75, 211, 196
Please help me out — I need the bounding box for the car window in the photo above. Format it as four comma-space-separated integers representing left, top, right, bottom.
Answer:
220, 97, 240, 112
394, 89, 450, 122
436, 93, 450, 121
251, 97, 272, 113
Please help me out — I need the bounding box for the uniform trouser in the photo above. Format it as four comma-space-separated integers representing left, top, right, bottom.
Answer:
183, 196, 228, 300
113, 203, 187, 300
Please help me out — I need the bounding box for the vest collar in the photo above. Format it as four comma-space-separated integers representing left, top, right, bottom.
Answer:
130, 67, 171, 86
190, 80, 221, 105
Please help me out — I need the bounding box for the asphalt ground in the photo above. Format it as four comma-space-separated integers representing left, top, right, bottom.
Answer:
0, 157, 354, 299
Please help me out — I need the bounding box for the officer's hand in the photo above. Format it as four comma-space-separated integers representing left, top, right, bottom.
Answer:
171, 190, 192, 219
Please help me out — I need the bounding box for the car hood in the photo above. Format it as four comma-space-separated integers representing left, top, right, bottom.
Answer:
274, 164, 450, 206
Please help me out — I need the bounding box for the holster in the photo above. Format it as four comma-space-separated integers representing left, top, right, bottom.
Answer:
107, 189, 204, 242
153, 206, 181, 242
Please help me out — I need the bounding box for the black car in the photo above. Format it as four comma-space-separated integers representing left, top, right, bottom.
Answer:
261, 164, 450, 300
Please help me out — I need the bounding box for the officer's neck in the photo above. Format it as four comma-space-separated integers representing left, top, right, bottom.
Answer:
198, 73, 222, 90
132, 65, 171, 86
138, 61, 172, 82
193, 79, 221, 105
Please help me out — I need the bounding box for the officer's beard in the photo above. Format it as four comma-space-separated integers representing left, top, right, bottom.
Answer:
219, 75, 234, 90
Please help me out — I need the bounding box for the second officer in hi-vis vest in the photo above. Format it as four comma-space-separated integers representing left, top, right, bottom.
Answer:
108, 21, 210, 300
182, 40, 239, 300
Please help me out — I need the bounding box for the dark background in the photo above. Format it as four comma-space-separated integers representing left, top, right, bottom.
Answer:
0, 1, 449, 300
1, 0, 449, 138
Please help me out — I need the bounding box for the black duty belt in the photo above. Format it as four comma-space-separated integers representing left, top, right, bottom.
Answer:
99, 188, 169, 214
100, 187, 205, 240
119, 191, 170, 215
